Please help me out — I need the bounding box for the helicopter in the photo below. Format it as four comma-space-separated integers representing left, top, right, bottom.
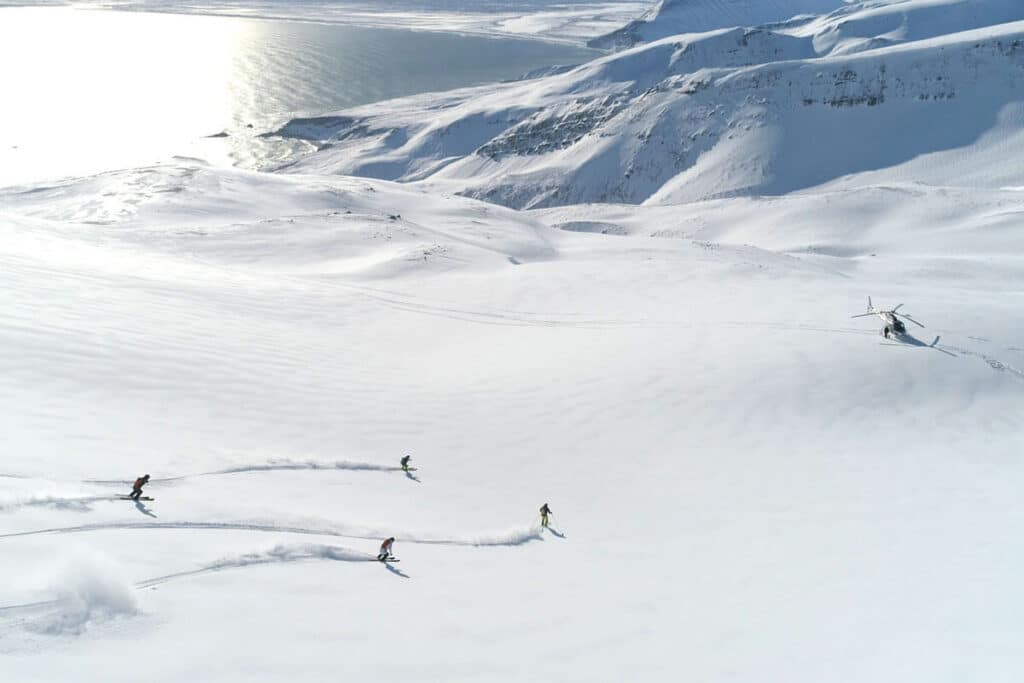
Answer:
851, 297, 925, 339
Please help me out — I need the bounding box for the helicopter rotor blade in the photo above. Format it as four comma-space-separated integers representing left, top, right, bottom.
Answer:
897, 313, 926, 328
892, 303, 904, 313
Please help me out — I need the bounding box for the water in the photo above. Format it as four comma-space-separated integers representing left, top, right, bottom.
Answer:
0, 7, 595, 185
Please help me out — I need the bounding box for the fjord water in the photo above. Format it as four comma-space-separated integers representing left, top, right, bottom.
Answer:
0, 7, 594, 185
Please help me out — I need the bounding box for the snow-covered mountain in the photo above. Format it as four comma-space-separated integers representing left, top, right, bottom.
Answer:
589, 0, 1024, 50
588, 0, 844, 49
273, 0, 1024, 209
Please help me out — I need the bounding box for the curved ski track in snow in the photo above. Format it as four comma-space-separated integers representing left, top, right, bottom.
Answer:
0, 520, 544, 548
133, 543, 379, 588
0, 461, 407, 511
0, 544, 387, 619
0, 495, 111, 513
84, 459, 403, 486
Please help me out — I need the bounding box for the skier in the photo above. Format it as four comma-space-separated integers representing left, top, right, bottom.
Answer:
130, 474, 150, 501
540, 503, 552, 528
400, 454, 412, 472
378, 537, 395, 561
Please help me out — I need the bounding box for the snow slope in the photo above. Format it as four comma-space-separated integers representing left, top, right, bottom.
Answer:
271, 4, 1024, 209
2, 158, 1023, 681
3, 2, 1024, 681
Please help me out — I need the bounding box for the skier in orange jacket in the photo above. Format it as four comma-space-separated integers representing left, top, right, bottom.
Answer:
378, 537, 395, 561
130, 474, 150, 501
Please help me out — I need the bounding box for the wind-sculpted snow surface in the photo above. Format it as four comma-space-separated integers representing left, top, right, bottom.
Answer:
802, 0, 1024, 56
279, 18, 1024, 207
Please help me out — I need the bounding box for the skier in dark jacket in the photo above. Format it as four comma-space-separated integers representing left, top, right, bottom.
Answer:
400, 455, 411, 472
540, 503, 552, 528
130, 474, 150, 501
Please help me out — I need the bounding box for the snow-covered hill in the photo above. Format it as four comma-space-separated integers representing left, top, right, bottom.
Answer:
0, 164, 556, 278
270, 1, 1024, 209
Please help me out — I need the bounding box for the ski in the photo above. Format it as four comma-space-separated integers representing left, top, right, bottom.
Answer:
118, 496, 154, 501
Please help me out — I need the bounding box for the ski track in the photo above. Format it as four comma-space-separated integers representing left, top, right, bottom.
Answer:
0, 459, 402, 486
0, 544, 384, 620
0, 525, 536, 621
0, 460, 407, 512
0, 519, 544, 548
134, 543, 379, 589
0, 495, 110, 513
86, 459, 403, 485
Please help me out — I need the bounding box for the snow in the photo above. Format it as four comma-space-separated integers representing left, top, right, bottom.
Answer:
589, 0, 847, 48
3, 156, 1023, 679
2, 1, 1024, 681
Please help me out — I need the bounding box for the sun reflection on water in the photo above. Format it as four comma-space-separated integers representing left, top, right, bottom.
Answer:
0, 7, 245, 184
0, 7, 596, 185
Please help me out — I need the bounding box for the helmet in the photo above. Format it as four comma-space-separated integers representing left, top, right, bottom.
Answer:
388, 537, 395, 542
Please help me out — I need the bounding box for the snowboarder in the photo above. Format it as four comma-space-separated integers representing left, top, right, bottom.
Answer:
378, 537, 395, 561
400, 454, 412, 472
130, 474, 150, 501
540, 503, 552, 528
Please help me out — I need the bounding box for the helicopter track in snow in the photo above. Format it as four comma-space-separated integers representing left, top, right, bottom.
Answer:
333, 282, 884, 336
314, 274, 880, 334
340, 284, 649, 329
940, 344, 1024, 381
879, 333, 1024, 383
